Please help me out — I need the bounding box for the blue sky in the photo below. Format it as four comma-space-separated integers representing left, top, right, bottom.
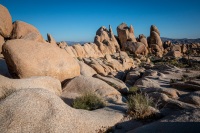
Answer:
1, 0, 200, 42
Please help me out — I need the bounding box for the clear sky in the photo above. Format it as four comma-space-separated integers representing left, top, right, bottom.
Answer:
1, 0, 200, 42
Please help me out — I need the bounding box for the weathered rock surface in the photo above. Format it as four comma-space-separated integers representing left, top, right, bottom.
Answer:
125, 68, 145, 86
134, 77, 160, 88
139, 34, 148, 48
128, 109, 200, 133
11, 21, 45, 42
124, 42, 146, 55
78, 61, 97, 77
165, 51, 182, 58
93, 74, 129, 93
61, 75, 123, 104
0, 75, 62, 98
179, 91, 200, 106
0, 88, 124, 133
72, 44, 87, 58
0, 4, 13, 38
2, 39, 80, 82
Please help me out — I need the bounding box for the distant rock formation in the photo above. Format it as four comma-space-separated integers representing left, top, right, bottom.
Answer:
148, 25, 164, 57
94, 25, 120, 54
117, 23, 137, 50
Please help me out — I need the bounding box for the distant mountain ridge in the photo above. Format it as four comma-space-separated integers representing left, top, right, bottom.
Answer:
161, 37, 200, 44
65, 38, 200, 46
65, 41, 88, 46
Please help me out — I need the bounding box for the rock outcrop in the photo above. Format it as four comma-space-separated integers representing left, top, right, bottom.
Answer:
94, 25, 120, 55
124, 41, 146, 55
0, 4, 13, 38
2, 39, 80, 82
149, 25, 163, 57
47, 33, 56, 44
0, 88, 124, 133
11, 21, 45, 42
128, 109, 200, 133
78, 61, 97, 77
117, 23, 137, 50
0, 75, 62, 97
93, 74, 129, 94
61, 75, 123, 104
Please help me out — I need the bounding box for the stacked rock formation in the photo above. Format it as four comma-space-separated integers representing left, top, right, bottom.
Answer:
94, 25, 120, 54
117, 23, 147, 55
148, 25, 164, 57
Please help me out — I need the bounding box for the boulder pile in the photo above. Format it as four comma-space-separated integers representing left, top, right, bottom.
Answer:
0, 4, 200, 133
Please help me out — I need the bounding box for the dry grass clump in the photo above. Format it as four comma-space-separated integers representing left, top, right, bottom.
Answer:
127, 93, 154, 119
129, 86, 139, 93
72, 92, 106, 111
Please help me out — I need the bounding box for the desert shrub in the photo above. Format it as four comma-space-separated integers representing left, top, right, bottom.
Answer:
181, 74, 189, 82
190, 62, 200, 71
72, 92, 106, 110
127, 93, 154, 119
154, 58, 187, 68
129, 86, 139, 93
170, 79, 177, 83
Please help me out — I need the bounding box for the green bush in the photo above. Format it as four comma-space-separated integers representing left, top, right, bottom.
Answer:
127, 93, 154, 119
72, 92, 106, 110
129, 86, 139, 93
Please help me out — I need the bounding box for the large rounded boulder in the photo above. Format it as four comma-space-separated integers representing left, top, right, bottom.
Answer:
2, 39, 80, 82
0, 88, 123, 133
0, 4, 13, 38
11, 21, 45, 42
0, 75, 62, 98
61, 75, 123, 104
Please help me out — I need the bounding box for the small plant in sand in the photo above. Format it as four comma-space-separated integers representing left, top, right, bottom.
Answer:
72, 92, 106, 111
127, 93, 154, 119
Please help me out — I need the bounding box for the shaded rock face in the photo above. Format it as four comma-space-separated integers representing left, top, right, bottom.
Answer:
0, 59, 11, 78
11, 21, 45, 42
128, 109, 200, 133
0, 75, 62, 97
149, 25, 163, 57
165, 50, 182, 58
117, 23, 137, 50
2, 39, 80, 82
62, 75, 123, 104
0, 88, 124, 133
93, 74, 129, 94
0, 4, 13, 38
0, 35, 4, 54
139, 34, 148, 48
124, 41, 146, 55
94, 26, 120, 55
